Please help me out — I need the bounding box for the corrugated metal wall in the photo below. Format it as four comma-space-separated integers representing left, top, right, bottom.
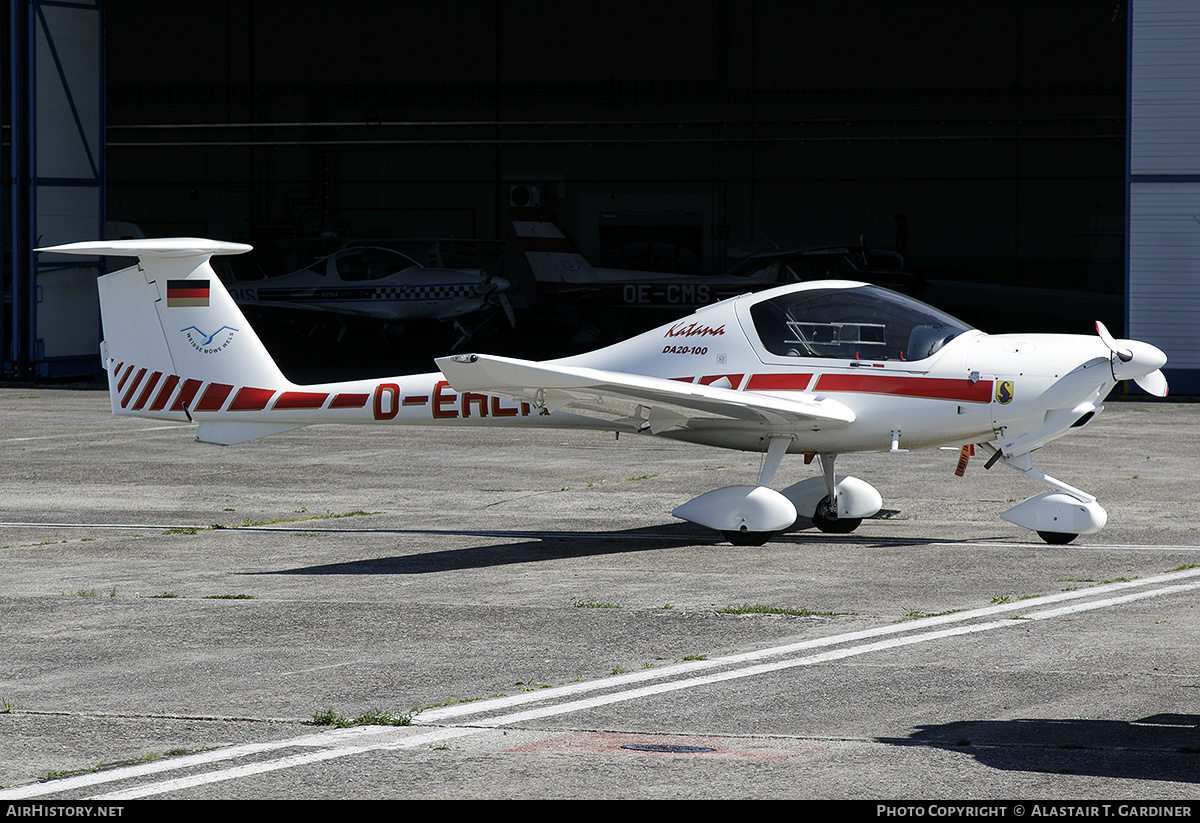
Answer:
1129, 0, 1200, 391
2, 0, 105, 379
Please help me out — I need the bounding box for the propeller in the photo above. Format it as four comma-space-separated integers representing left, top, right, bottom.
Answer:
1095, 321, 1169, 397
497, 292, 517, 327
477, 271, 517, 327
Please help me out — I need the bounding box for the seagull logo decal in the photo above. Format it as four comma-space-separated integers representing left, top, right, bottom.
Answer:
180, 325, 238, 353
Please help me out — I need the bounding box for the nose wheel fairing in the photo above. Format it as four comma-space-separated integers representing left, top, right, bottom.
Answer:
1000, 492, 1107, 543
978, 442, 1109, 544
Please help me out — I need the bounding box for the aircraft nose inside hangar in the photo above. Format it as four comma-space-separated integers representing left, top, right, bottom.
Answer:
3, 1, 1198, 392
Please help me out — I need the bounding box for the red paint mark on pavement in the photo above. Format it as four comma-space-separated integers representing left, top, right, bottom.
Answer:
503, 731, 822, 761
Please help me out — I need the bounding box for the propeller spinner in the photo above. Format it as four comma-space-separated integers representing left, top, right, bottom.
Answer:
1095, 321, 1168, 397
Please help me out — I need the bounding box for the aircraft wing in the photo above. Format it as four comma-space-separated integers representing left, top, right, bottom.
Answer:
435, 353, 855, 432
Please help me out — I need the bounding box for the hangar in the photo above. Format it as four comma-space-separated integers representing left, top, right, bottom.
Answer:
2, 1, 1196, 390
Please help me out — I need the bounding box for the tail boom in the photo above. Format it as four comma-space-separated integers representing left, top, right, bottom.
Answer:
40, 237, 599, 444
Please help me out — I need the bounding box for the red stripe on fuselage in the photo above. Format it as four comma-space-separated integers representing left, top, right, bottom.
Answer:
228, 387, 275, 411
171, 379, 203, 412
194, 383, 233, 412
745, 373, 814, 391
120, 369, 147, 408
150, 375, 180, 411
329, 393, 369, 409
117, 364, 135, 391
132, 372, 162, 410
814, 373, 993, 403
273, 391, 329, 410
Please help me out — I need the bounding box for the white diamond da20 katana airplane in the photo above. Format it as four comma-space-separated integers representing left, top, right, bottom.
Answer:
38, 237, 1168, 546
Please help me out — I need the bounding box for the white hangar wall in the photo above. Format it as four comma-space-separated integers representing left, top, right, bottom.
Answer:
1129, 0, 1200, 393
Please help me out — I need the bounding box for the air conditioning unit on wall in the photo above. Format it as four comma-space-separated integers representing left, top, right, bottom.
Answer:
505, 175, 566, 209
508, 184, 541, 208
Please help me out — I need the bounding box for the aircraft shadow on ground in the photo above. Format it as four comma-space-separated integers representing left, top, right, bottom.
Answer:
254, 522, 717, 575
250, 517, 999, 576
878, 715, 1200, 783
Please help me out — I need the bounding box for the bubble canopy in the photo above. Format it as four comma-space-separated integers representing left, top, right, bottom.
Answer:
748, 284, 974, 362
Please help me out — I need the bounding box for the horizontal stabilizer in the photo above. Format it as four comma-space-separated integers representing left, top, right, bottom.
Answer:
36, 238, 252, 259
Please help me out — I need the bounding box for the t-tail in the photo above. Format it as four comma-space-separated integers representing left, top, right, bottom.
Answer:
509, 209, 600, 284
36, 238, 587, 444
36, 238, 321, 443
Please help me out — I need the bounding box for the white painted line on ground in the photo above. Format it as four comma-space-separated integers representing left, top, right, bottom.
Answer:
0, 522, 199, 531
450, 581, 1200, 730
1, 568, 1188, 800
416, 567, 1200, 723
1, 425, 188, 444
0, 727, 393, 800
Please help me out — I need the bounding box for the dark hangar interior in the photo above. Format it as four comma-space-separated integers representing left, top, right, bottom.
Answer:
13, 1, 1131, 375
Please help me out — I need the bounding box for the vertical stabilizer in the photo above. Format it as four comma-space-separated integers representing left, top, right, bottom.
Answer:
510, 209, 599, 284
36, 238, 290, 419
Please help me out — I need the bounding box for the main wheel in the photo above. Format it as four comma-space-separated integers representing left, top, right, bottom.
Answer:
1037, 530, 1078, 545
721, 530, 776, 546
811, 496, 862, 534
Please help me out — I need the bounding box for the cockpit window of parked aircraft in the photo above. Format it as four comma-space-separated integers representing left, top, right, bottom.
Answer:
749, 285, 973, 361
305, 248, 423, 281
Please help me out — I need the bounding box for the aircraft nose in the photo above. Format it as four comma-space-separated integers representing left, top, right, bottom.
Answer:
1111, 338, 1167, 382
479, 274, 511, 294
1095, 321, 1168, 393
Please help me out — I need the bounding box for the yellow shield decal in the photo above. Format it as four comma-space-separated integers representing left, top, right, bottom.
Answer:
995, 380, 1014, 405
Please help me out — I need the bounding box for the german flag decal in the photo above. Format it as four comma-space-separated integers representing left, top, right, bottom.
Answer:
167, 280, 210, 308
